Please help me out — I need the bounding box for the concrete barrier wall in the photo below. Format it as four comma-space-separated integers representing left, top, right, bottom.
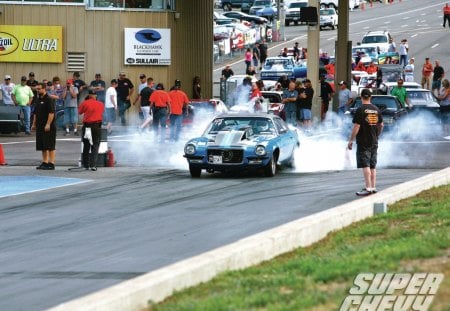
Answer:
47, 167, 450, 311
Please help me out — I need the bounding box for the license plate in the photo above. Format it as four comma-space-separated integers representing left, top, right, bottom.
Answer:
293, 17, 298, 20
209, 155, 222, 164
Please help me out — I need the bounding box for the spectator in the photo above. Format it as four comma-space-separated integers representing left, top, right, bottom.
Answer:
398, 39, 409, 67
388, 38, 396, 53
258, 39, 268, 70
63, 79, 79, 136
137, 73, 147, 93
337, 81, 353, 115
437, 79, 450, 135
89, 73, 106, 104
347, 88, 384, 196
432, 60, 445, 97
277, 74, 290, 90
319, 75, 334, 121
366, 61, 378, 75
298, 79, 314, 131
281, 80, 298, 127
168, 79, 189, 142
293, 42, 300, 61
403, 58, 415, 82
137, 77, 155, 132
150, 83, 171, 143
116, 71, 134, 125
281, 47, 288, 57
246, 65, 257, 77
421, 57, 434, 90
72, 71, 87, 103
221, 65, 234, 80
443, 2, 450, 28
244, 48, 252, 72
354, 61, 366, 72
78, 90, 104, 171
0, 75, 15, 106
104, 79, 118, 135
391, 79, 410, 108
11, 76, 34, 135
252, 42, 260, 70
192, 76, 202, 99
376, 67, 383, 89
26, 72, 39, 107
32, 83, 56, 170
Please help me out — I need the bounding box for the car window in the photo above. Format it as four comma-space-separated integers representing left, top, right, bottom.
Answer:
273, 117, 288, 133
321, 9, 334, 15
371, 97, 398, 109
262, 93, 282, 103
407, 91, 434, 101
362, 35, 388, 44
289, 2, 307, 8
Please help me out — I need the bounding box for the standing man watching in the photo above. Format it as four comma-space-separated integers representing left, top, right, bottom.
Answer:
1, 75, 15, 106
78, 90, 104, 171
432, 60, 445, 97
319, 75, 334, 121
258, 39, 268, 70
421, 57, 433, 90
347, 89, 384, 196
116, 71, 134, 125
138, 77, 155, 132
337, 81, 353, 115
104, 79, 118, 135
150, 83, 171, 143
12, 76, 34, 135
443, 3, 450, 28
32, 83, 56, 170
168, 79, 189, 142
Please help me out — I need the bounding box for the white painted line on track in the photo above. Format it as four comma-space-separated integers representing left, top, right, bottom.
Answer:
431, 43, 439, 48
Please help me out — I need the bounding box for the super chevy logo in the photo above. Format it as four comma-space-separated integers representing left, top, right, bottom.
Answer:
340, 273, 444, 311
0, 32, 19, 55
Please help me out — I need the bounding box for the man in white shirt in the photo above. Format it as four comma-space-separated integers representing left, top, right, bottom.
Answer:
403, 58, 415, 82
0, 75, 15, 105
104, 79, 118, 134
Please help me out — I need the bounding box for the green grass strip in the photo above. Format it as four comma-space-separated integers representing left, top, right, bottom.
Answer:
151, 185, 450, 311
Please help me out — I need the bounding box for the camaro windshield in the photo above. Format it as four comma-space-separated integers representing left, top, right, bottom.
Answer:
206, 117, 276, 135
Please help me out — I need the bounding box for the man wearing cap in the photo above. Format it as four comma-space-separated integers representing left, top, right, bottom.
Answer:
403, 58, 415, 82
169, 79, 189, 142
72, 72, 87, 102
0, 75, 15, 106
137, 77, 155, 132
116, 72, 134, 125
150, 83, 171, 143
390, 79, 410, 109
12, 76, 34, 134
137, 74, 147, 94
337, 81, 353, 115
32, 83, 56, 170
347, 88, 384, 196
298, 79, 314, 130
63, 79, 79, 135
104, 79, 118, 134
78, 89, 104, 171
89, 73, 106, 104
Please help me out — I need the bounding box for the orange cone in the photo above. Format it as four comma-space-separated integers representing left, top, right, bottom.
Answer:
0, 144, 7, 165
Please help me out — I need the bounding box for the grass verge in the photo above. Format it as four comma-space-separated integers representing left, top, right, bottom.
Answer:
151, 185, 449, 311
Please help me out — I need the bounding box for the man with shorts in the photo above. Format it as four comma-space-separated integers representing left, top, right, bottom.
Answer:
32, 83, 56, 170
347, 89, 384, 196
104, 79, 118, 134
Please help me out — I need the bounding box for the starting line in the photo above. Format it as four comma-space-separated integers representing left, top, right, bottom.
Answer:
0, 176, 90, 199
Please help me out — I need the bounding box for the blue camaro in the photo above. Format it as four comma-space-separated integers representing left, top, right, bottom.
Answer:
183, 113, 300, 177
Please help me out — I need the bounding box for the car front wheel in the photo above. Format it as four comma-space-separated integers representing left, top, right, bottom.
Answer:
189, 165, 202, 178
264, 155, 277, 177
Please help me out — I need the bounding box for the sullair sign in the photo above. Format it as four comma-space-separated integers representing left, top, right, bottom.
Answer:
0, 25, 63, 63
124, 28, 171, 66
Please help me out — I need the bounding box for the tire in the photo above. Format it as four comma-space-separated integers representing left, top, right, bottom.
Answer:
264, 155, 277, 177
189, 165, 201, 178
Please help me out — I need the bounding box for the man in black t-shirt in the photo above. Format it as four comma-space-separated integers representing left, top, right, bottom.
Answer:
116, 72, 134, 125
347, 89, 384, 196
138, 77, 154, 131
432, 60, 445, 96
319, 75, 334, 121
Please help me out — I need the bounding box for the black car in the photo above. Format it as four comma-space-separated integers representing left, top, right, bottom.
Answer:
344, 95, 408, 135
221, 0, 253, 12
222, 11, 268, 24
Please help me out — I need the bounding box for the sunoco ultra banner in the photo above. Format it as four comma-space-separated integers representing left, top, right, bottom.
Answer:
0, 25, 63, 63
124, 28, 171, 66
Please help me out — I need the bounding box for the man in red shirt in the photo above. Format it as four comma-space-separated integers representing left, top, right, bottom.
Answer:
150, 83, 171, 143
168, 79, 189, 142
443, 3, 450, 28
421, 57, 434, 90
78, 90, 104, 171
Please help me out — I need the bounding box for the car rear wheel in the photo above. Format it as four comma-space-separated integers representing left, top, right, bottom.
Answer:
189, 165, 202, 178
264, 155, 277, 177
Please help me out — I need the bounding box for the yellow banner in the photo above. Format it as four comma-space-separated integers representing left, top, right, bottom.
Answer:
0, 25, 63, 63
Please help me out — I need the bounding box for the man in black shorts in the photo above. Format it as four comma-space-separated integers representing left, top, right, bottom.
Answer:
32, 83, 56, 170
347, 89, 384, 196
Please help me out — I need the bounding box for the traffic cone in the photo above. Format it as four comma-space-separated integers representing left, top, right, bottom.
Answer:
0, 144, 7, 165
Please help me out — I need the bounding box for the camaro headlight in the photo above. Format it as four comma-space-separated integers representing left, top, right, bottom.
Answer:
255, 145, 266, 156
184, 144, 196, 155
